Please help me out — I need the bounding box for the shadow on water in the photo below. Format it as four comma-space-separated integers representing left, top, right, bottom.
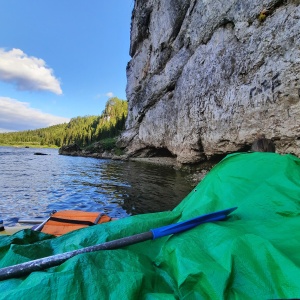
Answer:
99, 160, 193, 215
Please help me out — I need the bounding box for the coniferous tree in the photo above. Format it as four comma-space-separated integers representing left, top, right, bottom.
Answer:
0, 97, 128, 148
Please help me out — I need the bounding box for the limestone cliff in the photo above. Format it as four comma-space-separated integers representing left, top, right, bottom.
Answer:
118, 0, 300, 163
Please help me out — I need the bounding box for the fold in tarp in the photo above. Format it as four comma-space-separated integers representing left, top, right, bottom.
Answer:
0, 152, 300, 299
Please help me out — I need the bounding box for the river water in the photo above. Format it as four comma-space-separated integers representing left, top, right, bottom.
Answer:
0, 146, 194, 226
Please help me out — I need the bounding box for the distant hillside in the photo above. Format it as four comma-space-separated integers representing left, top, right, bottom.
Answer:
0, 97, 128, 148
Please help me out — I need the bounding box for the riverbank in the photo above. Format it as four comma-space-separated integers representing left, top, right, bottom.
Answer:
59, 144, 219, 184
0, 143, 59, 149
59, 148, 180, 167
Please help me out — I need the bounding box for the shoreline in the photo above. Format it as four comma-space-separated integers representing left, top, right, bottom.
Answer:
59, 150, 179, 167
59, 151, 218, 184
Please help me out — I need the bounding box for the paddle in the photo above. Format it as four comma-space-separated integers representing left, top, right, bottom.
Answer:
0, 207, 237, 280
18, 219, 45, 225
32, 210, 57, 232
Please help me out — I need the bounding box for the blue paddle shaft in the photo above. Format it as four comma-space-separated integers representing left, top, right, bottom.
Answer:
151, 207, 237, 239
0, 207, 237, 280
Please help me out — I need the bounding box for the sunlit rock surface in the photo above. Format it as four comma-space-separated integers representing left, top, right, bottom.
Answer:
119, 0, 300, 163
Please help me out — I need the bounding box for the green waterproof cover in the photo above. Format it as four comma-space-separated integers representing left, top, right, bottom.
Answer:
1, 152, 300, 299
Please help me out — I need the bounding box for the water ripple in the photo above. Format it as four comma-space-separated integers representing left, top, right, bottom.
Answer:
0, 146, 193, 226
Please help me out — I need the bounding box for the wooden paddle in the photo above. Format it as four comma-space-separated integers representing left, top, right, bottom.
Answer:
0, 207, 237, 280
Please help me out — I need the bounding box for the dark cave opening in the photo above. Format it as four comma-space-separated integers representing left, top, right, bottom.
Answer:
132, 147, 176, 158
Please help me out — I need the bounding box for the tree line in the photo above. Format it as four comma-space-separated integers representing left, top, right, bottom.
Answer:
0, 97, 128, 148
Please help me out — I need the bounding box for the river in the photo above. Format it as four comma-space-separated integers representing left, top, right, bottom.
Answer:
0, 146, 194, 226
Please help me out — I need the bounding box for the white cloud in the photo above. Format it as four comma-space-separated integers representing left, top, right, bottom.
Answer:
106, 92, 114, 98
0, 97, 69, 132
0, 48, 62, 95
95, 92, 115, 99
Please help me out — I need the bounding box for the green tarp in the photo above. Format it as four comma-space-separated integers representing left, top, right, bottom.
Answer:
1, 152, 300, 299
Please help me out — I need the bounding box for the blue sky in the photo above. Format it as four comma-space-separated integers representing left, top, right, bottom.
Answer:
0, 0, 133, 132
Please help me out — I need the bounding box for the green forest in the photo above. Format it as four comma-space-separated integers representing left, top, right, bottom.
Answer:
0, 97, 128, 148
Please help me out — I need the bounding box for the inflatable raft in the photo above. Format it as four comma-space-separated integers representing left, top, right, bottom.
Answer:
0, 211, 112, 236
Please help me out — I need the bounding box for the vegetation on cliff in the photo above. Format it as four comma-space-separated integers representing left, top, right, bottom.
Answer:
0, 97, 128, 148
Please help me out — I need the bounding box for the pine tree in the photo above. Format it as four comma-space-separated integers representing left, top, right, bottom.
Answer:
0, 97, 128, 148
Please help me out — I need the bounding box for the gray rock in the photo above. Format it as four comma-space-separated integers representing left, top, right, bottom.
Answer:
59, 143, 81, 155
119, 0, 300, 163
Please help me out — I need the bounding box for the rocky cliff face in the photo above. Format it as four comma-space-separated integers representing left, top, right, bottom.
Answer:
118, 0, 300, 163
